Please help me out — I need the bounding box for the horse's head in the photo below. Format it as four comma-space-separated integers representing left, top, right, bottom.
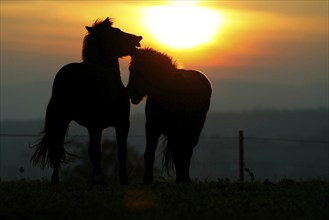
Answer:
83, 18, 142, 62
127, 48, 178, 104
127, 64, 147, 104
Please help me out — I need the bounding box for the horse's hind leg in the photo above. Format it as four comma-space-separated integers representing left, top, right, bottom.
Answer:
176, 131, 201, 184
169, 137, 193, 184
88, 128, 103, 183
172, 151, 192, 184
180, 148, 193, 184
115, 123, 129, 185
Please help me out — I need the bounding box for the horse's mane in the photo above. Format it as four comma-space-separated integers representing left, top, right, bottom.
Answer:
131, 48, 177, 71
82, 18, 114, 62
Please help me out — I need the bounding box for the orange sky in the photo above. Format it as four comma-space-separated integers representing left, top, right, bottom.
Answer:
0, 0, 328, 119
1, 0, 328, 84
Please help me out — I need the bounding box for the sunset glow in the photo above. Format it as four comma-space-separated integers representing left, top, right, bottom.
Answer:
142, 5, 224, 49
0, 0, 328, 121
1, 1, 328, 91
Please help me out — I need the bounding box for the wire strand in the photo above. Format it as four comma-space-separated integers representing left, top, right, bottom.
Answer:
0, 133, 327, 144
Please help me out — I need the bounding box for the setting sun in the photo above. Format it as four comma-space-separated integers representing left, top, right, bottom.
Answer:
142, 4, 224, 49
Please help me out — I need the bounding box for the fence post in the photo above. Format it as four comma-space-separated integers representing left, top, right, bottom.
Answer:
239, 130, 244, 182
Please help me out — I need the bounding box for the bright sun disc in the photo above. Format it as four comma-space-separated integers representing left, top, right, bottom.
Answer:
142, 5, 224, 49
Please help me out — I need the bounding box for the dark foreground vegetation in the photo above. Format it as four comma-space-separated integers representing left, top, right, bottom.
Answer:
0, 179, 328, 220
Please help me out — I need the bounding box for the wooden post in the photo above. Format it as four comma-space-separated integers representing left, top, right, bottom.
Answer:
239, 130, 244, 182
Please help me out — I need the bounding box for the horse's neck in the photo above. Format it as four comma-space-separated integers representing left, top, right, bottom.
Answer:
104, 59, 120, 73
85, 58, 120, 72
100, 57, 120, 69
104, 58, 120, 69
86, 56, 119, 66
84, 58, 122, 82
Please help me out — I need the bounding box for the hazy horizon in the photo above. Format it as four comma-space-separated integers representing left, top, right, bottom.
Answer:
1, 74, 328, 121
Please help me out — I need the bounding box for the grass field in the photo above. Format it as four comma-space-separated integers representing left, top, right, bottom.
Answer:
0, 178, 328, 220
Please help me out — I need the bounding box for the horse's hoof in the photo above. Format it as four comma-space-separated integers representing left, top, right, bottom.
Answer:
92, 174, 108, 186
51, 180, 59, 185
120, 174, 128, 185
121, 180, 128, 185
143, 177, 153, 185
92, 180, 108, 186
176, 178, 192, 184
120, 177, 128, 185
51, 175, 59, 184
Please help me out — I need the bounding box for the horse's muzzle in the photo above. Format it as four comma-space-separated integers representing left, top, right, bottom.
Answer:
135, 36, 143, 47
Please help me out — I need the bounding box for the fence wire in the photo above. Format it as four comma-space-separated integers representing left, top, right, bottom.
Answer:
0, 133, 328, 145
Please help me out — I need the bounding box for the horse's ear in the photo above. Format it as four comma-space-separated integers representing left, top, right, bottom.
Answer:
103, 17, 113, 26
86, 26, 93, 33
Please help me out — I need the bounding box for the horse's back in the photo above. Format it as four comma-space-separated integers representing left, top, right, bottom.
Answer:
146, 69, 211, 135
54, 62, 123, 92
178, 69, 212, 98
174, 69, 212, 111
51, 62, 129, 128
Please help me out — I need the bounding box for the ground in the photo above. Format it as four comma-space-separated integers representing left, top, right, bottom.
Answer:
0, 178, 328, 220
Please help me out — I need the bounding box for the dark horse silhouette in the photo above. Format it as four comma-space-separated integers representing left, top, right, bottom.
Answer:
127, 48, 212, 183
31, 18, 142, 184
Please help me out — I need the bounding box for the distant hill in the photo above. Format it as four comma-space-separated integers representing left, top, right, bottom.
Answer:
1, 109, 328, 138
1, 79, 328, 119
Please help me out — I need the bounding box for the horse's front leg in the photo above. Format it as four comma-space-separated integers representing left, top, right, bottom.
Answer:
51, 163, 60, 184
115, 123, 129, 185
88, 128, 103, 183
144, 123, 161, 184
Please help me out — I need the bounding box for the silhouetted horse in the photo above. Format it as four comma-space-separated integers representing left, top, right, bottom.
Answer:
31, 18, 142, 184
127, 48, 212, 183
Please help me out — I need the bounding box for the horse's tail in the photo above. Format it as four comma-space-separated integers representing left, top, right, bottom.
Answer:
31, 130, 50, 169
31, 98, 70, 169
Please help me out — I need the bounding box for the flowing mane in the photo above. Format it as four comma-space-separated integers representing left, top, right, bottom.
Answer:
130, 48, 177, 72
82, 18, 114, 62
